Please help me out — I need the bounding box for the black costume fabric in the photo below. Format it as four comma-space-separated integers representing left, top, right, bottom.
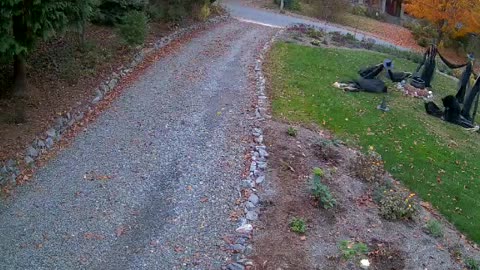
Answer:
354, 78, 387, 93
425, 96, 475, 128
359, 64, 384, 79
461, 76, 480, 121
416, 45, 468, 89
455, 61, 473, 103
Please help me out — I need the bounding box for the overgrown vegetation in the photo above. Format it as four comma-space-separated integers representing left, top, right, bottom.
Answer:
379, 191, 418, 220
339, 240, 368, 260
289, 217, 307, 234
311, 167, 336, 209
266, 43, 480, 243
425, 219, 444, 238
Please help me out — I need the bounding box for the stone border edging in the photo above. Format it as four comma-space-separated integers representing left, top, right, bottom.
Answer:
225, 28, 285, 270
0, 15, 230, 188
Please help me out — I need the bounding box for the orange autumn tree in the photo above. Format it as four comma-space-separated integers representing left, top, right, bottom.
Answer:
405, 0, 480, 42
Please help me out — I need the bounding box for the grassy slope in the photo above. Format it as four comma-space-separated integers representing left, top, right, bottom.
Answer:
266, 42, 480, 243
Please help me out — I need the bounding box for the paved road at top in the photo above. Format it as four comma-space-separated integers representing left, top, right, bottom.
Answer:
0, 20, 276, 269
223, 0, 409, 50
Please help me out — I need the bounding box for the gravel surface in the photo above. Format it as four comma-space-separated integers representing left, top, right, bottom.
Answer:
0, 20, 276, 270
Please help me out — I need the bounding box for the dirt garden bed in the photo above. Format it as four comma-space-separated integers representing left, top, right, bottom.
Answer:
251, 121, 480, 269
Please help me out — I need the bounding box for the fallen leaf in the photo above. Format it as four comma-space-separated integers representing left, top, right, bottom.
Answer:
116, 226, 126, 237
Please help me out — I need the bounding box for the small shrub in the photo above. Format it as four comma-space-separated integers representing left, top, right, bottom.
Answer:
118, 10, 149, 46
287, 126, 298, 137
351, 151, 385, 183
465, 257, 480, 270
379, 191, 418, 220
351, 5, 367, 16
425, 219, 444, 238
339, 240, 369, 260
307, 28, 324, 39
372, 179, 393, 203
312, 139, 341, 162
192, 1, 211, 21
311, 168, 336, 209
290, 217, 306, 234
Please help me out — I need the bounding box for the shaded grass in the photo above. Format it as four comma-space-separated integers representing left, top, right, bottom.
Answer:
266, 42, 480, 243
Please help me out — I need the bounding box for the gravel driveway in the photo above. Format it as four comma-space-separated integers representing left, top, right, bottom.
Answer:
0, 20, 276, 270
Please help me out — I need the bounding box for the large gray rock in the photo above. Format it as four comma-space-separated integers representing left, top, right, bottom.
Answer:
26, 146, 39, 158
248, 194, 259, 205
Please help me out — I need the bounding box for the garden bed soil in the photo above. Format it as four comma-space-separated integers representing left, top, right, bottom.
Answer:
251, 120, 480, 269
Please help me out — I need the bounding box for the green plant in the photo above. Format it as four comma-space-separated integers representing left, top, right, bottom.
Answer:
192, 0, 211, 22
425, 219, 444, 238
287, 126, 298, 137
351, 5, 367, 16
372, 179, 394, 203
379, 191, 418, 220
417, 37, 429, 47
313, 167, 324, 177
118, 10, 149, 46
339, 240, 368, 260
307, 28, 324, 40
148, 4, 167, 21
465, 257, 480, 270
311, 168, 336, 209
351, 151, 385, 184
289, 217, 306, 234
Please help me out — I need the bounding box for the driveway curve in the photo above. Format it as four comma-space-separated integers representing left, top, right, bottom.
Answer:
223, 0, 411, 50
0, 20, 276, 270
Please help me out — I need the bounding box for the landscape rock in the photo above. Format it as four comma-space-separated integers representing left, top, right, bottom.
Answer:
46, 138, 54, 149
37, 140, 46, 149
246, 211, 258, 221
255, 135, 264, 144
257, 162, 267, 169
26, 146, 39, 158
243, 245, 254, 256
242, 179, 255, 188
258, 148, 269, 158
245, 201, 255, 211
249, 161, 256, 172
255, 175, 265, 184
46, 128, 56, 138
248, 194, 259, 205
25, 156, 34, 165
230, 244, 245, 253
235, 224, 253, 234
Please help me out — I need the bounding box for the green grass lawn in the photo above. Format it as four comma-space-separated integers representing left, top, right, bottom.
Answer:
266, 42, 480, 243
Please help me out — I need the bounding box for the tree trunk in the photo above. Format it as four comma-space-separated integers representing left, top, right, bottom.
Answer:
12, 12, 28, 123
280, 0, 284, 13
13, 54, 27, 123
